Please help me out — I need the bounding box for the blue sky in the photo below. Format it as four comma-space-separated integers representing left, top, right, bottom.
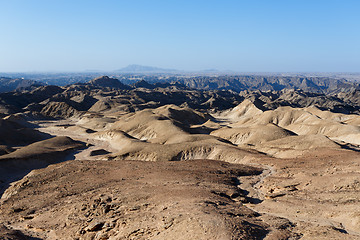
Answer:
1, 0, 359, 72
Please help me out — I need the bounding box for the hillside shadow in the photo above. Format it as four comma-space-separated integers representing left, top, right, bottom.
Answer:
0, 147, 86, 199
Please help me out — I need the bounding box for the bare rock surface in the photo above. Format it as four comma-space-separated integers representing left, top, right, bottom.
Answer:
0, 136, 85, 198
0, 159, 295, 240
0, 223, 29, 240
238, 148, 360, 239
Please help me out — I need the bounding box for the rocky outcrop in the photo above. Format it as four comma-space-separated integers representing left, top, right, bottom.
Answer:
87, 76, 131, 89
40, 101, 83, 119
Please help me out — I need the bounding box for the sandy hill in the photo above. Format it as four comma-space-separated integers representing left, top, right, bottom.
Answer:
212, 100, 360, 157
95, 129, 260, 162
222, 99, 263, 121
211, 123, 296, 146
92, 105, 263, 162
110, 105, 209, 140
226, 101, 360, 139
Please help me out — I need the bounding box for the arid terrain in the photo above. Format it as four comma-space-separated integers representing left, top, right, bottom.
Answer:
0, 76, 359, 239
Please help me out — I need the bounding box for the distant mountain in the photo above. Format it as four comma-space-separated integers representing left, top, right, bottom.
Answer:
202, 69, 220, 73
0, 77, 43, 92
176, 75, 360, 94
116, 64, 178, 73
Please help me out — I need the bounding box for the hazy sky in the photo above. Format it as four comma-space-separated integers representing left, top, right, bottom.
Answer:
1, 0, 359, 72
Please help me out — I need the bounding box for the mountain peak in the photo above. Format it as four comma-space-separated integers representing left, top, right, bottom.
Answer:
116, 64, 178, 73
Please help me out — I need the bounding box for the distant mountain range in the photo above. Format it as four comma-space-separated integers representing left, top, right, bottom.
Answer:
116, 64, 179, 73
0, 77, 43, 92
0, 75, 359, 118
176, 75, 360, 94
115, 65, 231, 74
1, 73, 360, 96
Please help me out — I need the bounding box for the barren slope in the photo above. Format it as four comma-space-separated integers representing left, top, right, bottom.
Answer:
0, 159, 299, 240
